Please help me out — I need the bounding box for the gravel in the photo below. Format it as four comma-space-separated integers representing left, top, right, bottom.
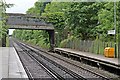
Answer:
13, 42, 52, 79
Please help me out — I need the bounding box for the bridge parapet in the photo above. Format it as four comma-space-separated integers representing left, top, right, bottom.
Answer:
6, 13, 54, 30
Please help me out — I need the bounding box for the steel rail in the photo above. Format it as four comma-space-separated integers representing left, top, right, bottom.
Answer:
16, 41, 87, 80
13, 45, 34, 80
19, 41, 110, 80
16, 42, 61, 80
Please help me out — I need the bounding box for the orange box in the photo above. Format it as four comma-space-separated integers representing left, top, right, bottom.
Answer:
104, 47, 114, 58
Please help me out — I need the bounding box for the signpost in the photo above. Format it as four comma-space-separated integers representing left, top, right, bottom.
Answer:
108, 29, 116, 58
108, 30, 115, 35
114, 1, 117, 58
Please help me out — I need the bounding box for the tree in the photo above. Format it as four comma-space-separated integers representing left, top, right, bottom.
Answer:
0, 0, 14, 46
65, 2, 104, 40
26, 1, 45, 16
96, 2, 119, 41
13, 1, 120, 48
42, 2, 71, 42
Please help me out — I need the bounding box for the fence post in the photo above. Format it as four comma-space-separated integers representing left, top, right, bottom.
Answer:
88, 40, 89, 52
92, 41, 94, 53
74, 39, 75, 49
110, 42, 112, 47
72, 39, 74, 49
70, 40, 72, 49
76, 39, 79, 50
74, 39, 76, 49
106, 42, 108, 47
97, 40, 99, 54
83, 40, 85, 52
79, 40, 81, 51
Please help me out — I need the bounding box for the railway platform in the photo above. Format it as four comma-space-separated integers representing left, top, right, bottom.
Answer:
55, 48, 120, 74
0, 47, 28, 79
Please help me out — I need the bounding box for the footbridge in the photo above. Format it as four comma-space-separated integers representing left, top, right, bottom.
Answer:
3, 13, 55, 51
6, 13, 54, 30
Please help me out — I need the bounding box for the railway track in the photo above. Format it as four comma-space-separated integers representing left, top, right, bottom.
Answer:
14, 43, 55, 80
13, 40, 110, 80
17, 43, 67, 80
14, 40, 86, 80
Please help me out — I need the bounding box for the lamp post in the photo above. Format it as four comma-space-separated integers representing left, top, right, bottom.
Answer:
114, 1, 117, 58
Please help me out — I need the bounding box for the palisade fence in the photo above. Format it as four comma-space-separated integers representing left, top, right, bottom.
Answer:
60, 38, 118, 57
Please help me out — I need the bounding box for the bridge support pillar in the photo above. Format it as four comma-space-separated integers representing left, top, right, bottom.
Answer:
47, 30, 55, 51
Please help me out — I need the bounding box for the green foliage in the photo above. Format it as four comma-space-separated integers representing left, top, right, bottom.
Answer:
117, 2, 120, 54
65, 2, 104, 40
23, 1, 50, 49
13, 30, 50, 49
13, 1, 119, 49
96, 2, 114, 41
26, 1, 44, 16
0, 0, 13, 41
42, 2, 72, 44
60, 37, 117, 55
59, 36, 74, 48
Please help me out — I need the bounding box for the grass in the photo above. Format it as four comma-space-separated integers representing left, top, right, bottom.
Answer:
27, 39, 50, 50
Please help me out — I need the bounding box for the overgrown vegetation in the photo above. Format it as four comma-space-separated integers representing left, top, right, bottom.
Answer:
0, 0, 14, 47
13, 1, 119, 52
13, 30, 50, 49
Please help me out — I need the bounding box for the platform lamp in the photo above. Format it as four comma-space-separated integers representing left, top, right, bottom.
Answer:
114, 1, 117, 58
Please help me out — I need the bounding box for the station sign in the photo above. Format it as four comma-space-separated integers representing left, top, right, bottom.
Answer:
108, 30, 115, 35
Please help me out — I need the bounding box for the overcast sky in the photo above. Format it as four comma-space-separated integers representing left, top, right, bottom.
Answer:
6, 0, 38, 13
6, 0, 38, 35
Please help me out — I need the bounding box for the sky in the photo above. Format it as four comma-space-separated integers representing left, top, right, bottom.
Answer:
6, 0, 38, 35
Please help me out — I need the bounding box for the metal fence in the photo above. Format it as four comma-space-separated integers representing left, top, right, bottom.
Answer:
60, 38, 118, 57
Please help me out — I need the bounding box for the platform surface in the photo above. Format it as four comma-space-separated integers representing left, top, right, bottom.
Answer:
0, 47, 28, 79
55, 48, 119, 66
